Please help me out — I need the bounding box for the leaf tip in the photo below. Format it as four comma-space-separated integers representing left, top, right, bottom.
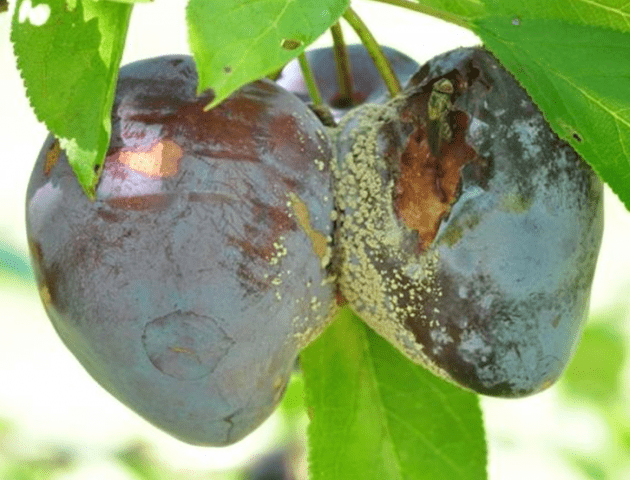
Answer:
203, 96, 222, 112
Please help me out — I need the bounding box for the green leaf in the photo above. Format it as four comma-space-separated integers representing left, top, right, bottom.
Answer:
278, 373, 306, 422
300, 308, 487, 480
561, 321, 626, 403
410, 0, 485, 22
11, 0, 131, 198
103, 0, 152, 3
186, 0, 349, 110
472, 6, 630, 210
480, 0, 630, 33
117, 443, 166, 480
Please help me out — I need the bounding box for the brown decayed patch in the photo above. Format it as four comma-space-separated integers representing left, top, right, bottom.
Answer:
107, 194, 175, 211
288, 192, 329, 263
44, 139, 61, 175
113, 140, 183, 178
30, 239, 63, 315
395, 111, 477, 250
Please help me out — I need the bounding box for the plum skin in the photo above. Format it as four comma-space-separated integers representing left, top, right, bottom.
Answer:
26, 55, 336, 445
331, 47, 604, 397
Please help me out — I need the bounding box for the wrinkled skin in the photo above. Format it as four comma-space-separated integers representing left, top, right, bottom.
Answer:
332, 47, 604, 397
26, 56, 336, 445
276, 44, 419, 121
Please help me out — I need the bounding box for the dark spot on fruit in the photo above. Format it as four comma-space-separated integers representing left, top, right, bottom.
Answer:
142, 311, 235, 380
331, 91, 367, 109
410, 64, 430, 86
106, 193, 175, 211
96, 208, 121, 223
44, 139, 61, 176
224, 66, 232, 73
40, 261, 64, 315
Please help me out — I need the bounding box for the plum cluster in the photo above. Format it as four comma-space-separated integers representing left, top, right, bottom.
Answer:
26, 46, 603, 446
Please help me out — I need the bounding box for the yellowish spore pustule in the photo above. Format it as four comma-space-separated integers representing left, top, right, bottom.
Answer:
330, 102, 455, 383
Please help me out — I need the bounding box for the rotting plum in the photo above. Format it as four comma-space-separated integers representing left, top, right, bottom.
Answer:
26, 55, 337, 445
331, 47, 604, 397
276, 44, 419, 122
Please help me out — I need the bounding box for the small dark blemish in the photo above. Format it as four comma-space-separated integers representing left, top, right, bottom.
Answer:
281, 39, 302, 50
96, 208, 120, 223
44, 139, 61, 176
107, 194, 175, 211
410, 64, 431, 87
224, 66, 232, 74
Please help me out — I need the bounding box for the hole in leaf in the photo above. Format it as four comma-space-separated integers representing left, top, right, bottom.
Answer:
18, 0, 50, 26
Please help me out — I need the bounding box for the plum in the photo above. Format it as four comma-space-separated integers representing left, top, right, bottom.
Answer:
276, 44, 419, 121
26, 55, 336, 445
331, 47, 604, 397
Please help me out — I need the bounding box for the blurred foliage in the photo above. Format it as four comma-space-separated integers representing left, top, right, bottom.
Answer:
563, 319, 626, 402
116, 443, 169, 480
0, 241, 33, 285
568, 457, 608, 480
0, 422, 74, 480
116, 442, 242, 480
559, 306, 630, 480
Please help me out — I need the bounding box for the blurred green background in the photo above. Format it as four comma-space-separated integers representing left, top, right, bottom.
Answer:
2, 1, 630, 479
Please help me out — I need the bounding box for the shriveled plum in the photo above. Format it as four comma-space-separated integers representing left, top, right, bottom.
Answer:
331, 47, 603, 397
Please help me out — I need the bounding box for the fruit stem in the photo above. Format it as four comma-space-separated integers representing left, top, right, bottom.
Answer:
342, 7, 401, 97
330, 22, 355, 105
297, 53, 324, 106
366, 0, 473, 30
